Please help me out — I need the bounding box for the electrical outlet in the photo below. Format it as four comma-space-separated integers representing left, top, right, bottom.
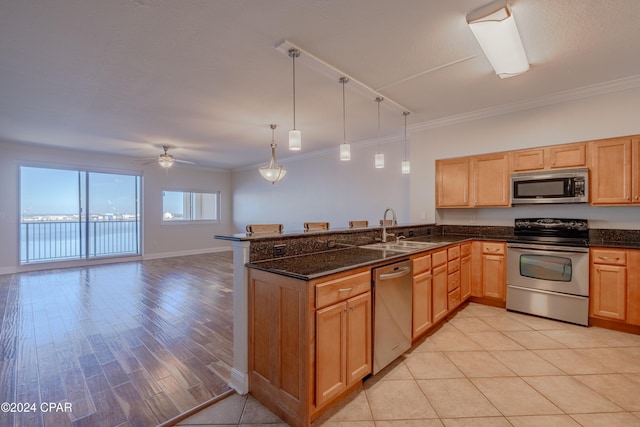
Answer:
273, 244, 286, 256
408, 230, 415, 237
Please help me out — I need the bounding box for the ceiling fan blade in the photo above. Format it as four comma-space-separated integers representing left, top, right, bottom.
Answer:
175, 159, 197, 165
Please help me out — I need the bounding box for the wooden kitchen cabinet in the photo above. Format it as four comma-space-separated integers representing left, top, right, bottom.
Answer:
432, 249, 449, 323
460, 243, 472, 301
447, 245, 462, 310
412, 254, 432, 339
316, 291, 371, 407
590, 137, 640, 205
436, 157, 470, 207
472, 153, 510, 207
248, 267, 372, 427
436, 153, 510, 208
511, 142, 587, 172
481, 242, 506, 301
591, 248, 627, 321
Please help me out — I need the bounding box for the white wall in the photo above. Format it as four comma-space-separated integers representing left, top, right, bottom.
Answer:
0, 141, 233, 273
232, 141, 411, 233
409, 87, 640, 229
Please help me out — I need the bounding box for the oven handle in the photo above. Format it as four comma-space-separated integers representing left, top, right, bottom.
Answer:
507, 285, 589, 300
507, 243, 589, 253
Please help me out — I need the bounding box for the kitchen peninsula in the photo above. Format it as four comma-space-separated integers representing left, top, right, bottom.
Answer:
215, 223, 512, 426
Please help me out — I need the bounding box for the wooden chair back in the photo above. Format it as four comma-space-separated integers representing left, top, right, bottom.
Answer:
246, 224, 283, 233
304, 222, 330, 230
349, 220, 368, 228
379, 219, 395, 226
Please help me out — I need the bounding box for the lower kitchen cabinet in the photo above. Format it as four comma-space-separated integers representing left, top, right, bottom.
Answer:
316, 291, 371, 407
247, 267, 372, 427
412, 253, 432, 339
460, 243, 472, 301
432, 262, 448, 324
589, 248, 627, 321
481, 242, 506, 301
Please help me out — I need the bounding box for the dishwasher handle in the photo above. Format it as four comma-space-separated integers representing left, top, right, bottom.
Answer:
378, 266, 411, 280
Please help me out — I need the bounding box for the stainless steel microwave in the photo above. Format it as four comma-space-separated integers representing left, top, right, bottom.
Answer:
511, 167, 589, 205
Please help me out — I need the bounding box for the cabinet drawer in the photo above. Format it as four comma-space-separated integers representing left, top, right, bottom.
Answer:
413, 254, 431, 275
448, 270, 460, 292
448, 287, 461, 310
460, 243, 471, 257
316, 271, 371, 309
592, 249, 626, 266
448, 246, 460, 260
482, 242, 505, 255
448, 259, 460, 274
432, 250, 447, 267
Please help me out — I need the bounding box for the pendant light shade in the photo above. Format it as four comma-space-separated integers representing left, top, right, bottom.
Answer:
259, 124, 287, 184
339, 77, 351, 161
288, 49, 302, 151
375, 97, 384, 169
401, 111, 410, 174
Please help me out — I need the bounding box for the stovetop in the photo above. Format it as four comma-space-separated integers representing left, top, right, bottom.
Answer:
510, 218, 589, 247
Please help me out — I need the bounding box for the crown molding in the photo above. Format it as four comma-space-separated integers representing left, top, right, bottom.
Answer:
411, 73, 640, 132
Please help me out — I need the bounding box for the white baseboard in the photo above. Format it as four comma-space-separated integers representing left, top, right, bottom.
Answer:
229, 368, 249, 395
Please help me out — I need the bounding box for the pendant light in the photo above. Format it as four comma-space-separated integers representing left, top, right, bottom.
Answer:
339, 77, 351, 161
288, 49, 302, 151
401, 111, 410, 174
374, 97, 384, 168
259, 124, 287, 184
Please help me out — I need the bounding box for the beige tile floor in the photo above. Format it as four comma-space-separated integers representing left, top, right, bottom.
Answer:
177, 303, 640, 427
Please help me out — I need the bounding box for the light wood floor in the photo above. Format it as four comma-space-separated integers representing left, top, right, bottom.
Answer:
0, 252, 234, 427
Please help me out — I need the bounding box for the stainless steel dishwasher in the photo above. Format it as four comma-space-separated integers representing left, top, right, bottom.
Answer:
372, 259, 413, 374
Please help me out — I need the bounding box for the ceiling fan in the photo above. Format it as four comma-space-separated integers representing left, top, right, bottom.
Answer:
143, 146, 197, 168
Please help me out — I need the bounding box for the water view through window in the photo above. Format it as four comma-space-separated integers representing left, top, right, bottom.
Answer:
20, 166, 141, 264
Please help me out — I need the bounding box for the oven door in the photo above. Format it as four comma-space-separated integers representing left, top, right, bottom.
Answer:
506, 243, 589, 296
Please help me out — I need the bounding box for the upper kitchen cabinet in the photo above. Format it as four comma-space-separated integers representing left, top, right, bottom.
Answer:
436, 157, 470, 207
590, 137, 640, 205
511, 142, 587, 172
436, 153, 510, 208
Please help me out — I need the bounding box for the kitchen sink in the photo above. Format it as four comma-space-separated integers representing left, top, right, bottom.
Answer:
360, 240, 450, 253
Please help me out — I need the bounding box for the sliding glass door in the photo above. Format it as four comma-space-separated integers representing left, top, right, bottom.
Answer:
20, 166, 141, 264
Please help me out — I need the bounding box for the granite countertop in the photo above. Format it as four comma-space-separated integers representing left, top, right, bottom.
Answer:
246, 236, 471, 280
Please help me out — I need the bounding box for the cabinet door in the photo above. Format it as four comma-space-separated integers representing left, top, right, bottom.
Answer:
633, 138, 640, 204
432, 264, 448, 323
511, 148, 544, 171
460, 255, 471, 301
590, 138, 633, 205
548, 143, 587, 169
412, 270, 433, 339
316, 301, 347, 407
436, 158, 470, 207
346, 292, 372, 385
472, 153, 510, 207
482, 254, 505, 300
591, 264, 627, 321
627, 250, 640, 325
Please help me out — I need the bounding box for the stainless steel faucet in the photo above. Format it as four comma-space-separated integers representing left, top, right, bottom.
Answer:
381, 208, 397, 242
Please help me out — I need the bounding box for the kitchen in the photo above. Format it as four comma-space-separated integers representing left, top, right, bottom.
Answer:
2, 1, 640, 427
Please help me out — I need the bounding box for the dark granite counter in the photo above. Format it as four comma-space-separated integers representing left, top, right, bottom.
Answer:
246, 236, 470, 280
589, 229, 640, 250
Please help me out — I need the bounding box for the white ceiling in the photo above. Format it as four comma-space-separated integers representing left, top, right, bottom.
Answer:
2, 0, 640, 169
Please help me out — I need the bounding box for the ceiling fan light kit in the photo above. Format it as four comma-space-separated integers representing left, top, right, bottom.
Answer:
466, 0, 529, 79
158, 146, 176, 168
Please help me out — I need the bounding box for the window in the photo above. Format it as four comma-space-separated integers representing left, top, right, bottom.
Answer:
20, 166, 141, 264
162, 190, 220, 222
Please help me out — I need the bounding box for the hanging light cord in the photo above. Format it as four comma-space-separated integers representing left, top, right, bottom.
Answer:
341, 78, 347, 144
404, 112, 408, 160
376, 97, 383, 153
291, 50, 297, 130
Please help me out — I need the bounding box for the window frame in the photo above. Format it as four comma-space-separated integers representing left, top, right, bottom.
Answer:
161, 189, 221, 224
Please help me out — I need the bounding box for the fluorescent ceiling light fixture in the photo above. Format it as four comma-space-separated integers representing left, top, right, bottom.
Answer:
466, 0, 529, 79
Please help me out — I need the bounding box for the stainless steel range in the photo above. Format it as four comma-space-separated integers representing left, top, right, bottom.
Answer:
506, 218, 590, 326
